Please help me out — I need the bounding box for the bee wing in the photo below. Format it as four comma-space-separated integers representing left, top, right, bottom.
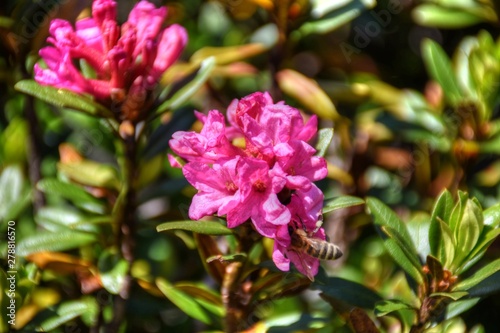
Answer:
287, 250, 319, 282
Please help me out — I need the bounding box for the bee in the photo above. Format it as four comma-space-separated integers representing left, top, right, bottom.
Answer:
287, 217, 343, 281
290, 228, 343, 261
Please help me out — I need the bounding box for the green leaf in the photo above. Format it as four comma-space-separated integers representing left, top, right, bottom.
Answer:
407, 215, 431, 260
323, 195, 364, 214
315, 128, 334, 158
453, 199, 483, 268
429, 190, 455, 260
155, 57, 216, 114
98, 250, 129, 295
157, 220, 232, 235
15, 80, 113, 118
421, 39, 463, 105
58, 161, 121, 190
458, 228, 500, 274
413, 5, 485, 29
206, 253, 247, 264
454, 258, 500, 292
367, 197, 424, 284
483, 202, 500, 228
316, 277, 383, 309
156, 278, 212, 325
435, 218, 456, 269
445, 297, 480, 320
36, 207, 99, 234
0, 164, 26, 220
295, 0, 374, 38
37, 178, 107, 214
374, 299, 415, 317
37, 297, 98, 332
16, 230, 97, 256
430, 291, 468, 301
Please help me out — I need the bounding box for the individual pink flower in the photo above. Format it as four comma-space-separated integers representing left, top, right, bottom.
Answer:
34, 0, 187, 122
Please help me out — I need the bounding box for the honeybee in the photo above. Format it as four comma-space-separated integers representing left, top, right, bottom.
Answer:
290, 228, 343, 261
287, 218, 343, 281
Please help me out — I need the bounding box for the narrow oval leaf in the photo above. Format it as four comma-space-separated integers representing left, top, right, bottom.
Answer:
413, 5, 485, 29
156, 278, 212, 325
445, 297, 480, 320
429, 190, 454, 257
436, 218, 456, 270
276, 69, 339, 120
483, 202, 500, 228
0, 164, 25, 220
374, 299, 415, 317
15, 80, 113, 118
453, 199, 483, 268
157, 220, 232, 235
421, 39, 463, 105
155, 57, 215, 114
323, 195, 364, 214
190, 44, 267, 66
58, 161, 121, 190
37, 178, 107, 214
454, 258, 500, 292
315, 128, 334, 158
430, 291, 468, 301
37, 298, 97, 332
17, 231, 97, 257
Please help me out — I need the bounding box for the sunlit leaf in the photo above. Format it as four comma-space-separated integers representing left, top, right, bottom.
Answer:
276, 69, 339, 120
413, 5, 487, 29
435, 218, 456, 269
323, 195, 364, 214
421, 39, 463, 105
15, 80, 113, 118
98, 250, 129, 295
374, 299, 415, 317
157, 220, 232, 235
37, 297, 97, 332
155, 57, 215, 114
454, 258, 500, 292
37, 178, 107, 214
17, 230, 96, 257
58, 161, 120, 191
156, 278, 212, 324
315, 128, 334, 158
0, 164, 30, 221
191, 44, 267, 66
367, 197, 424, 284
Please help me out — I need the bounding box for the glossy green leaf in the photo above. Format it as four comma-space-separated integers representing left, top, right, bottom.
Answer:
453, 199, 483, 267
380, 226, 424, 284
157, 220, 232, 235
155, 57, 215, 114
457, 228, 500, 274
367, 197, 423, 283
37, 178, 107, 214
413, 5, 485, 29
407, 215, 431, 260
206, 253, 247, 264
0, 165, 26, 220
16, 230, 97, 256
430, 291, 468, 301
445, 297, 480, 320
58, 161, 121, 190
15, 80, 113, 118
374, 299, 415, 317
315, 128, 334, 158
454, 258, 500, 291
435, 218, 456, 269
421, 39, 463, 105
98, 250, 129, 295
37, 297, 98, 331
156, 278, 212, 325
483, 202, 500, 228
467, 270, 500, 297
295, 0, 374, 38
316, 277, 383, 309
448, 191, 468, 236
35, 207, 99, 234
429, 190, 454, 257
323, 195, 364, 214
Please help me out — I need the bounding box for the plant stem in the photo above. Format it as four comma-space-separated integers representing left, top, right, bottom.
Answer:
107, 127, 138, 332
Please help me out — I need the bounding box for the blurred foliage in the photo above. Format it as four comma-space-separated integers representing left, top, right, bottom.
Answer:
1, 0, 500, 332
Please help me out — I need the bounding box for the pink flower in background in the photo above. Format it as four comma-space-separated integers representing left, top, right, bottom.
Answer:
169, 92, 328, 278
34, 0, 187, 121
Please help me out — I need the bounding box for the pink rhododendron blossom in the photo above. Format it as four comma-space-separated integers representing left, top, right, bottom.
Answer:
34, 0, 187, 122
169, 92, 329, 278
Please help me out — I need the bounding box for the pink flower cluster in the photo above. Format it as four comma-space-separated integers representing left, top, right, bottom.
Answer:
35, 0, 187, 121
169, 92, 328, 278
